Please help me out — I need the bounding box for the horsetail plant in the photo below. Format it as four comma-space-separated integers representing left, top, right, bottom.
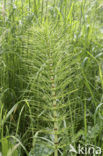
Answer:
0, 0, 103, 155
21, 23, 81, 155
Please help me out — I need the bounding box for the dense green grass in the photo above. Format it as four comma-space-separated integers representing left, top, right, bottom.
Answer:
0, 0, 103, 155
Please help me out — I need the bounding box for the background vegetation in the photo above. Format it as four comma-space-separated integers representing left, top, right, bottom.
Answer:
0, 0, 103, 155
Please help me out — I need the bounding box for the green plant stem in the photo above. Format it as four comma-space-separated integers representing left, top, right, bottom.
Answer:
41, 0, 44, 23
49, 53, 58, 156
84, 99, 87, 138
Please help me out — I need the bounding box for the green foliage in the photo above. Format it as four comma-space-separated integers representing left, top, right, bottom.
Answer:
1, 137, 19, 156
29, 141, 54, 156
0, 0, 103, 155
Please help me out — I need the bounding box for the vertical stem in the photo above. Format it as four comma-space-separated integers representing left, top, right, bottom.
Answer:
21, 0, 23, 19
29, 0, 31, 11
4, 0, 6, 8
49, 53, 58, 156
3, 0, 6, 23
2, 0, 6, 87
41, 0, 44, 23
64, 0, 67, 26
54, 0, 56, 7
45, 0, 48, 21
84, 99, 87, 137
34, 0, 37, 17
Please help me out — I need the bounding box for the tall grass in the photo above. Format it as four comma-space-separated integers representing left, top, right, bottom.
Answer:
0, 0, 103, 155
